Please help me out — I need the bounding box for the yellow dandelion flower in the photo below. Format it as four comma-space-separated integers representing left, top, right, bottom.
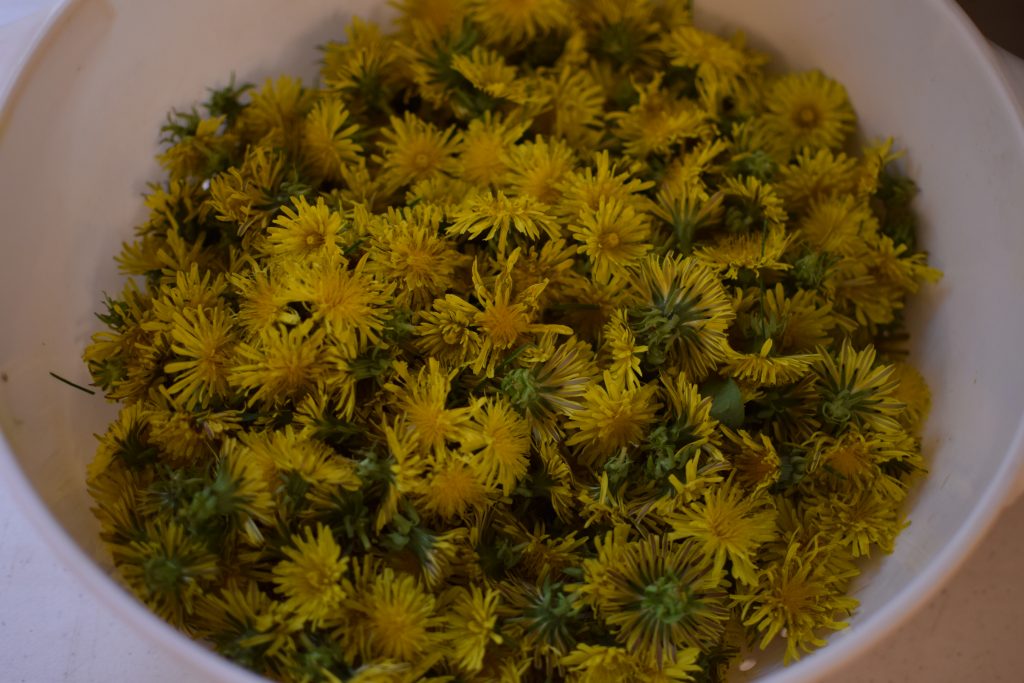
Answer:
597, 535, 729, 665
272, 523, 352, 626
610, 75, 715, 158
553, 270, 633, 340
660, 24, 753, 93
502, 578, 581, 664
392, 0, 469, 40
466, 397, 532, 493
574, 0, 666, 72
501, 520, 587, 578
158, 115, 232, 181
229, 264, 301, 338
534, 67, 605, 150
602, 309, 646, 389
321, 18, 406, 116
451, 46, 531, 104
650, 183, 725, 255
497, 142, 573, 216
413, 295, 483, 367
720, 175, 787, 234
561, 644, 641, 683
164, 305, 235, 408
206, 144, 288, 238
302, 96, 362, 182
562, 643, 702, 683
375, 112, 461, 188
798, 194, 878, 256
444, 585, 503, 674
813, 342, 903, 434
507, 238, 586, 308
775, 148, 858, 213
559, 150, 653, 217
146, 401, 242, 467
244, 427, 361, 499
88, 403, 156, 481
238, 76, 315, 151
734, 537, 859, 663
720, 427, 782, 492
264, 195, 345, 261
367, 208, 465, 310
416, 451, 493, 521
372, 418, 429, 531
448, 190, 561, 254
194, 581, 300, 663
288, 253, 394, 358
114, 520, 219, 626
802, 429, 910, 501
384, 359, 478, 453
856, 137, 902, 199
868, 234, 943, 295
468, 251, 573, 377
468, 0, 572, 47
535, 442, 578, 522
230, 320, 329, 407
629, 254, 735, 378
405, 173, 477, 210
752, 284, 842, 353
139, 177, 204, 237
500, 335, 598, 442
456, 112, 529, 187
642, 371, 723, 481
147, 265, 228, 327
805, 485, 906, 557
659, 138, 731, 201
693, 227, 791, 280
761, 70, 856, 158
723, 339, 816, 387
565, 371, 660, 467
359, 568, 440, 662
669, 479, 777, 586
890, 361, 932, 433
570, 197, 651, 281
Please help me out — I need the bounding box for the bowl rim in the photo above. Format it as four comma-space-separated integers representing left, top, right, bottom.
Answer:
1, 0, 1023, 681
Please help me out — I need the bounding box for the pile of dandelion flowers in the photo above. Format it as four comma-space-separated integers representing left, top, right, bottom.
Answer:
80, 4, 944, 680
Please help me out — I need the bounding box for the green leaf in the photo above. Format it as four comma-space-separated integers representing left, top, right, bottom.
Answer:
700, 377, 744, 429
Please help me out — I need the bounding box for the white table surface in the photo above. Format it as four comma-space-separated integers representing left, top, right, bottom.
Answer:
3, 3, 1024, 682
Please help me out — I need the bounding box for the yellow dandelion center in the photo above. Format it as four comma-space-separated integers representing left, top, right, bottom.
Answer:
366, 573, 435, 660
408, 403, 452, 447
426, 462, 486, 517
478, 303, 529, 348
793, 104, 821, 129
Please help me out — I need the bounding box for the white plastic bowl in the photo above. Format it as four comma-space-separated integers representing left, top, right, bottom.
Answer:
1, 1, 1023, 681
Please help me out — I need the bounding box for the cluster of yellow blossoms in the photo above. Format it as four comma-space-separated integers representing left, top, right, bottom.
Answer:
82, 1, 940, 681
